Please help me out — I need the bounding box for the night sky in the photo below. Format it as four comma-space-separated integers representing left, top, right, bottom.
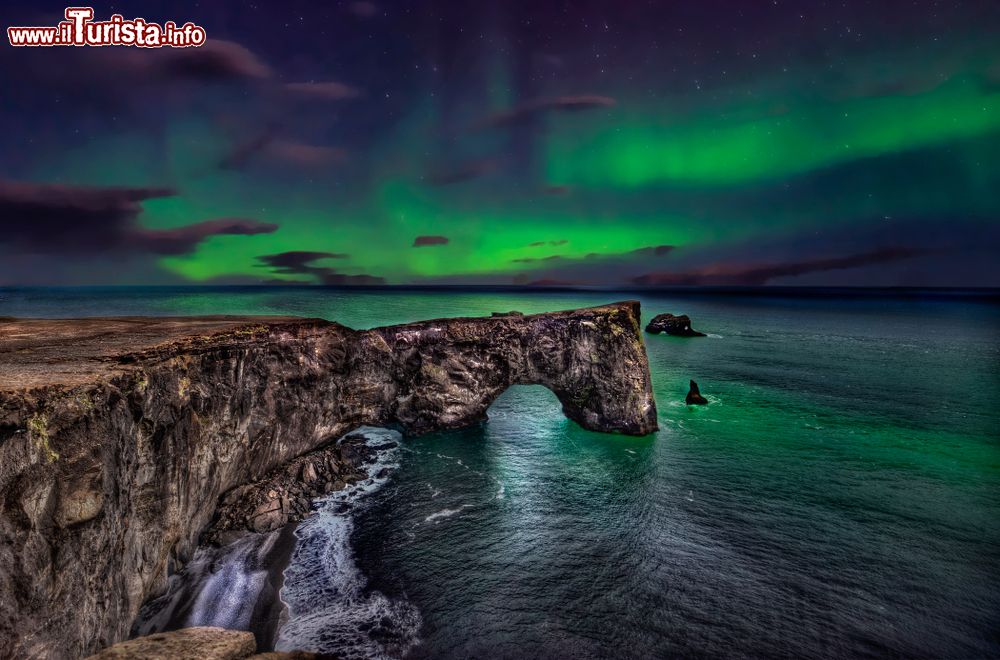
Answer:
1, 0, 998, 287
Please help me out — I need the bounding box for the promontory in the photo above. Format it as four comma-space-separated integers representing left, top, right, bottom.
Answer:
0, 302, 657, 658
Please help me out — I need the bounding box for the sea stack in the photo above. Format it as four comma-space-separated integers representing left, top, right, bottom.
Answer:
686, 380, 708, 405
646, 313, 706, 337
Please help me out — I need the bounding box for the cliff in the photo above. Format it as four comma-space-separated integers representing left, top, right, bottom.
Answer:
0, 302, 657, 658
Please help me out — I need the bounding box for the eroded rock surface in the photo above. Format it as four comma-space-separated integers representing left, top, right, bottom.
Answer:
206, 430, 389, 544
86, 627, 256, 660
0, 302, 657, 658
85, 626, 322, 660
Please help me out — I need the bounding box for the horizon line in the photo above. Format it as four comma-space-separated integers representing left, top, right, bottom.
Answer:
2, 283, 998, 299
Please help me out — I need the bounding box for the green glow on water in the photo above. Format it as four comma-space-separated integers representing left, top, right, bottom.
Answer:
4, 288, 999, 655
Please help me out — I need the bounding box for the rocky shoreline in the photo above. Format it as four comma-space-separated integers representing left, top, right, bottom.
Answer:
0, 302, 657, 657
133, 428, 399, 652
207, 430, 389, 545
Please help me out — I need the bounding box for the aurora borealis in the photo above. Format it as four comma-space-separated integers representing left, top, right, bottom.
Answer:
1, 0, 998, 287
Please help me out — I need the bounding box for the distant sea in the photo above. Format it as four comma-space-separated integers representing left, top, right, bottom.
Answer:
4, 286, 999, 659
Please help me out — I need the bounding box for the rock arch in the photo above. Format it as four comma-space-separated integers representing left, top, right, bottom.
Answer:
376, 301, 659, 436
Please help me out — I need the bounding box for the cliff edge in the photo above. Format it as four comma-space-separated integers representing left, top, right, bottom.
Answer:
0, 302, 657, 657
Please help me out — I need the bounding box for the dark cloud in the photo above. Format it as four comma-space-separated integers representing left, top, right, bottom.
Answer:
219, 123, 281, 170
5, 38, 271, 92
425, 158, 499, 186
153, 39, 272, 81
347, 1, 380, 19
548, 95, 618, 111
321, 273, 386, 285
267, 141, 349, 167
631, 247, 925, 286
256, 251, 384, 285
194, 273, 287, 286
258, 251, 350, 270
511, 244, 666, 267
512, 255, 564, 264
134, 218, 278, 255
0, 180, 273, 256
511, 277, 581, 287
284, 81, 362, 100
413, 235, 450, 247
219, 123, 349, 171
630, 245, 675, 257
472, 95, 616, 130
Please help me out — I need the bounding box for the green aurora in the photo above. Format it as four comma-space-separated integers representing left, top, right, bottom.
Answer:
2, 0, 999, 287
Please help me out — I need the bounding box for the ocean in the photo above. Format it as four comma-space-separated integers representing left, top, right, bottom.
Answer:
3, 287, 999, 658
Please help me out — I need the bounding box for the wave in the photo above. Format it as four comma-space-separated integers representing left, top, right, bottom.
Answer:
424, 504, 472, 523
275, 427, 421, 659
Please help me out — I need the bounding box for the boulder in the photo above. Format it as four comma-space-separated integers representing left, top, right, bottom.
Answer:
645, 313, 706, 337
86, 627, 256, 660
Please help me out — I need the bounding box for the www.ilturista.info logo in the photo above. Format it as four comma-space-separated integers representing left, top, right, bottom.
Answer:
8, 7, 206, 48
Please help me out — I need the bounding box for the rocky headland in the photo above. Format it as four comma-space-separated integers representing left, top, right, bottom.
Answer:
0, 302, 657, 658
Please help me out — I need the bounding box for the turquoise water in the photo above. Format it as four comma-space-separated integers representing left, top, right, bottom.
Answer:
3, 287, 999, 658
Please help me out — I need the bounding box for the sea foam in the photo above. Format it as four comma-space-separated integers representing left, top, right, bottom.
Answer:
275, 427, 421, 659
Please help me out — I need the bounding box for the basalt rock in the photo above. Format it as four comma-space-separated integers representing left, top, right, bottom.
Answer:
645, 313, 706, 337
686, 380, 708, 405
0, 302, 657, 658
206, 431, 383, 545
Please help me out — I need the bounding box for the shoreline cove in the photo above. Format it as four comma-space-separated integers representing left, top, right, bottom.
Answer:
134, 427, 416, 656
276, 428, 421, 658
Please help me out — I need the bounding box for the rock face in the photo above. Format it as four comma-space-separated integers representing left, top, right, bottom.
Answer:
0, 302, 657, 658
206, 430, 389, 544
645, 313, 706, 337
686, 380, 709, 405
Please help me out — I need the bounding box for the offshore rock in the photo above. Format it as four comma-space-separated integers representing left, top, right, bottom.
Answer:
686, 380, 709, 405
646, 313, 706, 337
0, 302, 657, 658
